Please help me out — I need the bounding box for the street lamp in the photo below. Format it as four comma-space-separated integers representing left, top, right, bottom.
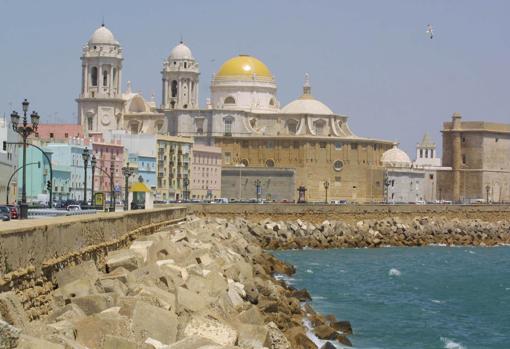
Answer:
255, 179, 261, 202
110, 160, 115, 212
297, 185, 307, 203
91, 154, 96, 207
485, 184, 490, 204
122, 162, 135, 211
82, 147, 90, 207
11, 99, 40, 219
323, 180, 330, 204
183, 177, 189, 201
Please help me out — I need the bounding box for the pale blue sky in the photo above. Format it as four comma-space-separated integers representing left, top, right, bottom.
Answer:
1, 0, 509, 155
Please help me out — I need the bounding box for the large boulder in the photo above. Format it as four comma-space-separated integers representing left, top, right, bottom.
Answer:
0, 319, 20, 349
106, 249, 142, 272
0, 292, 29, 328
285, 326, 318, 349
313, 324, 337, 340
132, 301, 178, 346
183, 316, 237, 346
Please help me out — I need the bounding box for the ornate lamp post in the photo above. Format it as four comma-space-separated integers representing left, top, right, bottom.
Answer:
91, 155, 96, 207
323, 180, 330, 204
11, 99, 40, 219
122, 162, 135, 211
485, 184, 491, 204
82, 147, 90, 207
255, 179, 261, 202
297, 185, 307, 203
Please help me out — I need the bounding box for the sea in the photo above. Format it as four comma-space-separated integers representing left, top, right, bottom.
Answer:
273, 246, 510, 349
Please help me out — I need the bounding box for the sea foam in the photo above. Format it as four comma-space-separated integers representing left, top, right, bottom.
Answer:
441, 337, 466, 349
388, 268, 401, 277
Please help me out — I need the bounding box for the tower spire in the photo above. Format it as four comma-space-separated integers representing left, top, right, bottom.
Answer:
303, 73, 311, 96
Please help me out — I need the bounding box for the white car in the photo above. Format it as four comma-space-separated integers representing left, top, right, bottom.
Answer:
67, 204, 81, 211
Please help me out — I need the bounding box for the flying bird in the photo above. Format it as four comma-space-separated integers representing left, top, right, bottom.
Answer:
426, 24, 434, 39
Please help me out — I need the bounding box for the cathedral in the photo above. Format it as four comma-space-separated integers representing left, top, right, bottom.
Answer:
77, 24, 396, 202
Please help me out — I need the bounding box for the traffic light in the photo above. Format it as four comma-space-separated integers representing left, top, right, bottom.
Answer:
47, 180, 52, 191
2, 141, 6, 151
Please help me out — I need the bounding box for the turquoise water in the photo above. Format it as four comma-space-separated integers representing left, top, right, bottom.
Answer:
274, 247, 510, 349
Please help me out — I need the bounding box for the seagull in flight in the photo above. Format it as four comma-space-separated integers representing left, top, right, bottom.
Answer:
426, 24, 434, 39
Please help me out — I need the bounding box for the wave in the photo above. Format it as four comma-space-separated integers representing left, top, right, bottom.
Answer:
306, 269, 313, 274
441, 337, 466, 349
388, 268, 401, 277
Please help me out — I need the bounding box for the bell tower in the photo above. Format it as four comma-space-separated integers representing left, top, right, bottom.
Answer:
161, 41, 200, 110
77, 24, 124, 135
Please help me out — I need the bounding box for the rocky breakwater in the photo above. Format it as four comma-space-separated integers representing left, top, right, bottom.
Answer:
0, 216, 349, 349
249, 216, 510, 249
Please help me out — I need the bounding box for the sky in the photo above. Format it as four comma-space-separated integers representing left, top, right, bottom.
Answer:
1, 0, 509, 156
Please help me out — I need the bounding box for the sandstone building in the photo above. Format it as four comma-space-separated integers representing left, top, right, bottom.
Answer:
439, 113, 510, 203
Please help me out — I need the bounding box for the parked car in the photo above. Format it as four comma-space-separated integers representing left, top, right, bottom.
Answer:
0, 206, 11, 221
67, 204, 81, 211
6, 205, 18, 219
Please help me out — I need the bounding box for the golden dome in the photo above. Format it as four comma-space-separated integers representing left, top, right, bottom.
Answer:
216, 55, 273, 79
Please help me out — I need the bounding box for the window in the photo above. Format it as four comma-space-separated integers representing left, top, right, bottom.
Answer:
250, 118, 256, 128
267, 140, 274, 149
287, 120, 298, 134
429, 174, 434, 180
240, 159, 249, 167
171, 80, 178, 98
420, 149, 423, 158
224, 152, 231, 164
224, 96, 236, 104
293, 141, 300, 149
224, 119, 233, 135
87, 118, 93, 131
462, 154, 466, 164
103, 70, 108, 86
351, 143, 358, 150
91, 67, 98, 86
335, 142, 342, 150
241, 141, 249, 148
314, 120, 324, 135
49, 133, 54, 138
320, 142, 326, 149
269, 98, 275, 106
265, 159, 275, 168
333, 160, 344, 171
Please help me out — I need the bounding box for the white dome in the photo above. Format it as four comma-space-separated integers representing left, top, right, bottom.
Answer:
381, 145, 412, 167
281, 97, 333, 115
169, 42, 193, 60
88, 25, 118, 45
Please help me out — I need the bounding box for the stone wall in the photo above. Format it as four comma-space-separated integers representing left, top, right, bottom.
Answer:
188, 203, 510, 224
0, 207, 187, 319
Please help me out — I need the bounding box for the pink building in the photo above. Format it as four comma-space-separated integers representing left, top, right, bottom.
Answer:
191, 144, 222, 200
36, 124, 84, 142
90, 135, 124, 203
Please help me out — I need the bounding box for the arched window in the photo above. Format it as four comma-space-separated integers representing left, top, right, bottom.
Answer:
184, 62, 187, 68
103, 70, 108, 86
112, 68, 117, 89
171, 80, 178, 98
250, 118, 257, 128
224, 96, 236, 104
265, 159, 275, 168
91, 67, 98, 86
269, 98, 275, 106
87, 117, 93, 131
287, 119, 298, 135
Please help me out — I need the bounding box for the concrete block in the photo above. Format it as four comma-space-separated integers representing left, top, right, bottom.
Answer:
102, 266, 134, 285
167, 336, 221, 349
46, 303, 86, 323
74, 312, 132, 349
132, 301, 177, 346
236, 323, 271, 349
106, 249, 143, 272
176, 287, 209, 313
71, 293, 116, 315
130, 240, 154, 262
47, 320, 76, 339
59, 279, 98, 300
183, 316, 237, 346
0, 292, 29, 328
99, 278, 128, 296
235, 305, 265, 325
134, 285, 176, 312
17, 335, 64, 348
55, 260, 98, 288
104, 335, 137, 349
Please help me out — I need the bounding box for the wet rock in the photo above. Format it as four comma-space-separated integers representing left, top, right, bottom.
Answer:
313, 324, 338, 340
